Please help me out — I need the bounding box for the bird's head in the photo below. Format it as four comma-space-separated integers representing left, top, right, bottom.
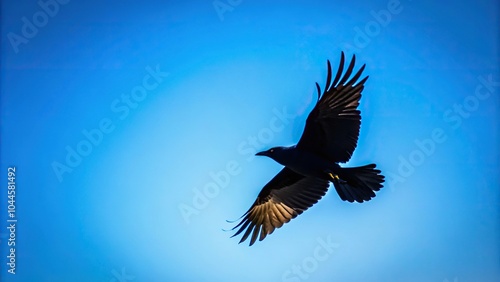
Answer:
255, 146, 291, 164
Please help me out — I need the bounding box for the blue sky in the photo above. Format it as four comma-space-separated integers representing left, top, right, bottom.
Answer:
1, 0, 499, 281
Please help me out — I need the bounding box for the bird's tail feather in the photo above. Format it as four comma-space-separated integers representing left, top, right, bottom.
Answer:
332, 164, 384, 203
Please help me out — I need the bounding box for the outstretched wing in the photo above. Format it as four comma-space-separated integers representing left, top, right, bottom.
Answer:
297, 52, 368, 163
231, 168, 329, 246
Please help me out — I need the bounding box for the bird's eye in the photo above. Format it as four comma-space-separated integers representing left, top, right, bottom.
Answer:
270, 149, 274, 153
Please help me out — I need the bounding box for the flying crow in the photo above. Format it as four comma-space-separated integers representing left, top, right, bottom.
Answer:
230, 52, 385, 246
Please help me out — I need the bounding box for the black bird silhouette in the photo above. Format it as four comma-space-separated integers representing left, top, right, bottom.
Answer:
230, 52, 385, 246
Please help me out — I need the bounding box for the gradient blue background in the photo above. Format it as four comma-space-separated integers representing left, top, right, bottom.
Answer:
1, 0, 499, 281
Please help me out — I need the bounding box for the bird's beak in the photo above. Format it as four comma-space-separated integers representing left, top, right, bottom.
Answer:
255, 151, 266, 156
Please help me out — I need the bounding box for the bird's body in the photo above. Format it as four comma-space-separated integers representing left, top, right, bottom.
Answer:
257, 146, 341, 180
230, 52, 385, 246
